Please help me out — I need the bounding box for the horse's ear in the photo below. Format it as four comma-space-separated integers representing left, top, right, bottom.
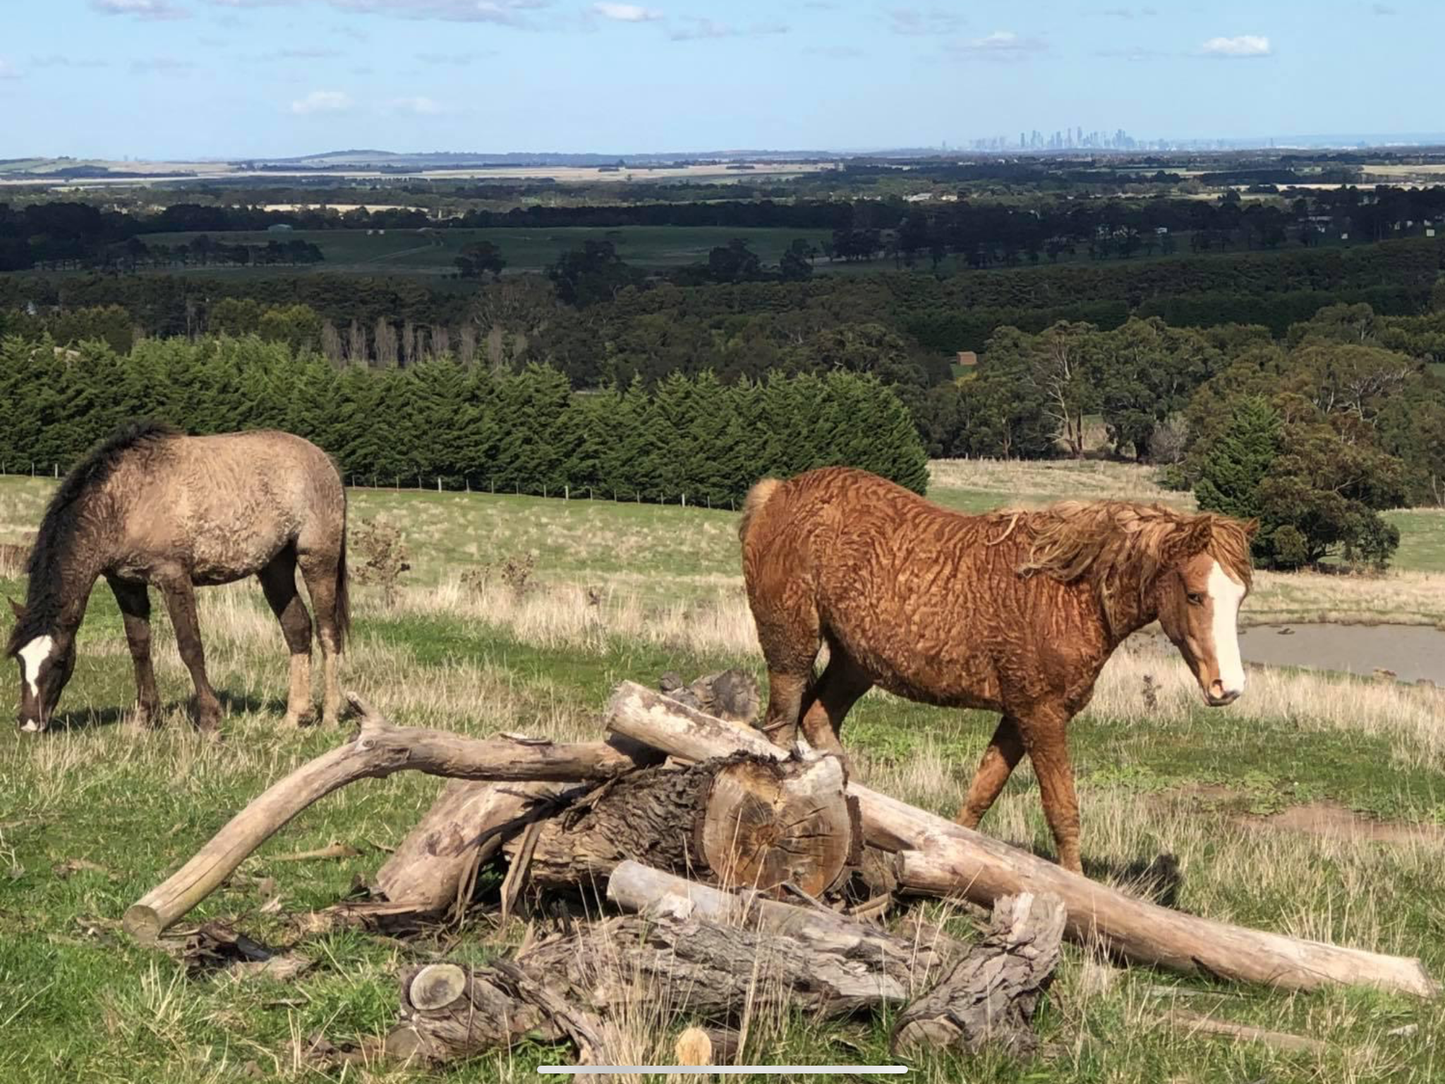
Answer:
1242, 517, 1261, 540
6, 597, 22, 621
1165, 518, 1213, 563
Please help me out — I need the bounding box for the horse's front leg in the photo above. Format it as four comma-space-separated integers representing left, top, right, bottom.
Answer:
955, 714, 1025, 829
1020, 708, 1083, 875
107, 576, 160, 727
157, 575, 223, 734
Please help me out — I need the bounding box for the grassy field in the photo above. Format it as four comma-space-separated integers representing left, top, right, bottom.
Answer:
137, 226, 837, 276
3, 462, 1445, 1082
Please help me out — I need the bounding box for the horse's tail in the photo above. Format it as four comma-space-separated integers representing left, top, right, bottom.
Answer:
335, 492, 351, 650
738, 477, 782, 545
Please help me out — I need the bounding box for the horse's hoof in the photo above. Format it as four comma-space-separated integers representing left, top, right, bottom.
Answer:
283, 712, 315, 729
18, 719, 44, 734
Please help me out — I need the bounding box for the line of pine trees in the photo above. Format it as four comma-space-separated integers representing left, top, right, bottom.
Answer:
0, 334, 929, 503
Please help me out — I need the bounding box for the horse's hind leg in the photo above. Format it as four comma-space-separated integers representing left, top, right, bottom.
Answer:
258, 548, 314, 727
297, 547, 343, 726
797, 644, 873, 758
157, 575, 222, 734
754, 597, 821, 749
955, 715, 1025, 828
108, 576, 160, 728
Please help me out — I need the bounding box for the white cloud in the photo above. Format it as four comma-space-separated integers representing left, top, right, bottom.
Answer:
93, 0, 190, 18
1372, 2, 1396, 13
951, 30, 1048, 59
0, 59, 19, 80
669, 17, 788, 39
130, 56, 199, 73
805, 45, 864, 59
291, 89, 354, 113
416, 50, 495, 62
1200, 34, 1271, 57
1100, 5, 1156, 17
32, 55, 110, 69
211, 0, 551, 27
592, 2, 661, 21
390, 94, 443, 114
888, 7, 963, 36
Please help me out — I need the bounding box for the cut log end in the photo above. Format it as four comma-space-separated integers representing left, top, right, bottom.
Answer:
409, 964, 469, 1011
122, 904, 162, 945
698, 755, 853, 897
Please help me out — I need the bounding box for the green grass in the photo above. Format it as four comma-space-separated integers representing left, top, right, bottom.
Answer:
136, 226, 837, 276
3, 467, 1445, 1081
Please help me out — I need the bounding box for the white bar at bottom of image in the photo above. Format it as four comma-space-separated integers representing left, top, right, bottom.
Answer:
537, 1067, 906, 1075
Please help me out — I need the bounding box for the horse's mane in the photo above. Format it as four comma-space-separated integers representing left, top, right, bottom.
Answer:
8, 420, 178, 652
1006, 500, 1254, 635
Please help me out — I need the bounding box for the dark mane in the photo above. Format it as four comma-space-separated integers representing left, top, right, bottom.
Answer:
8, 420, 179, 652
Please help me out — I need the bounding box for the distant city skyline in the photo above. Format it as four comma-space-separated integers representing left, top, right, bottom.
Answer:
0, 0, 1438, 159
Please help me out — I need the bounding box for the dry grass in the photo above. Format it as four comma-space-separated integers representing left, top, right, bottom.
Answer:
928, 457, 1193, 506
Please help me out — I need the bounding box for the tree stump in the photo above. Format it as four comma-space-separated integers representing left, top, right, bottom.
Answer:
508, 754, 856, 898
891, 892, 1067, 1057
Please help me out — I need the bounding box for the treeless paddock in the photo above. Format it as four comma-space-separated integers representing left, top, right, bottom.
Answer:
739, 466, 1257, 873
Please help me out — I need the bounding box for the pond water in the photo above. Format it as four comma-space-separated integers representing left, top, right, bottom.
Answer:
1233, 623, 1445, 686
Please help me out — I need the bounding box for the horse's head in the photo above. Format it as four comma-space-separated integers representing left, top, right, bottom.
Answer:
7, 599, 76, 733
1152, 515, 1257, 707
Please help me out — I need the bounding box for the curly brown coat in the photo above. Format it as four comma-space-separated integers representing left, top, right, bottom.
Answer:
740, 466, 1255, 874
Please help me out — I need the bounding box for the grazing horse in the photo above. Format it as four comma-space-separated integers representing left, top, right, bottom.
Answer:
7, 422, 350, 734
739, 466, 1255, 874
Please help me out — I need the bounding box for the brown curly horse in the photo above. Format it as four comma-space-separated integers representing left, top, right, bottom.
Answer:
740, 467, 1256, 873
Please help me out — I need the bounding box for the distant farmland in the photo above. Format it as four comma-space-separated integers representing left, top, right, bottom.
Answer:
139, 226, 838, 276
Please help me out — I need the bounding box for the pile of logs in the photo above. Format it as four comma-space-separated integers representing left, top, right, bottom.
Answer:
124, 674, 1440, 1070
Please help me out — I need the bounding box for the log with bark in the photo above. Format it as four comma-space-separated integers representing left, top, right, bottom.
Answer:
123, 695, 647, 943
508, 754, 857, 898
383, 858, 958, 1068
376, 779, 568, 916
891, 891, 1066, 1057
605, 681, 1440, 999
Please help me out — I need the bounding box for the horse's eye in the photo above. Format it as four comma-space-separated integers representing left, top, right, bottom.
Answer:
1187, 592, 1204, 606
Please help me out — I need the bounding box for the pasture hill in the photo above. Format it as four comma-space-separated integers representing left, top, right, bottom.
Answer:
2, 457, 1445, 1083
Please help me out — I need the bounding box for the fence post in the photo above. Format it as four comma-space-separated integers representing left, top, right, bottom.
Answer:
54, 464, 59, 479
682, 493, 686, 508
565, 485, 569, 501
437, 477, 442, 493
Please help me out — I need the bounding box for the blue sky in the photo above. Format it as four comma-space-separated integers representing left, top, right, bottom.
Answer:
0, 0, 1430, 158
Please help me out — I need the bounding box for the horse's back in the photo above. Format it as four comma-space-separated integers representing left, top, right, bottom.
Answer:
741, 467, 1015, 707
112, 430, 344, 583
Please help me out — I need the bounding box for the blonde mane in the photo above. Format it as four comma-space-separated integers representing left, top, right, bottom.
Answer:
1014, 500, 1255, 635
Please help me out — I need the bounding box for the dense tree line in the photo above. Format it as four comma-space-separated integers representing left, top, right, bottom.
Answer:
0, 335, 928, 504
3, 234, 1439, 352
5, 185, 1443, 272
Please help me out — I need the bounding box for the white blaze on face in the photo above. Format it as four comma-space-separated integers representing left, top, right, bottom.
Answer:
18, 635, 54, 701
1207, 561, 1247, 697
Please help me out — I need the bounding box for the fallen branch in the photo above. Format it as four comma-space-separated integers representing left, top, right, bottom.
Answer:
1157, 1008, 1328, 1056
124, 694, 645, 942
605, 681, 1439, 999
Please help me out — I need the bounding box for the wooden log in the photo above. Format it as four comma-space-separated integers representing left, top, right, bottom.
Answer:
510, 755, 856, 898
605, 681, 1440, 999
698, 755, 857, 896
891, 892, 1066, 1057
605, 859, 957, 988
520, 912, 910, 1019
376, 779, 565, 914
124, 694, 644, 943
386, 961, 561, 1066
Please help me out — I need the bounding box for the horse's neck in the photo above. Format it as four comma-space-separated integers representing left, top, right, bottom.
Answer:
1099, 577, 1159, 649
27, 551, 102, 634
